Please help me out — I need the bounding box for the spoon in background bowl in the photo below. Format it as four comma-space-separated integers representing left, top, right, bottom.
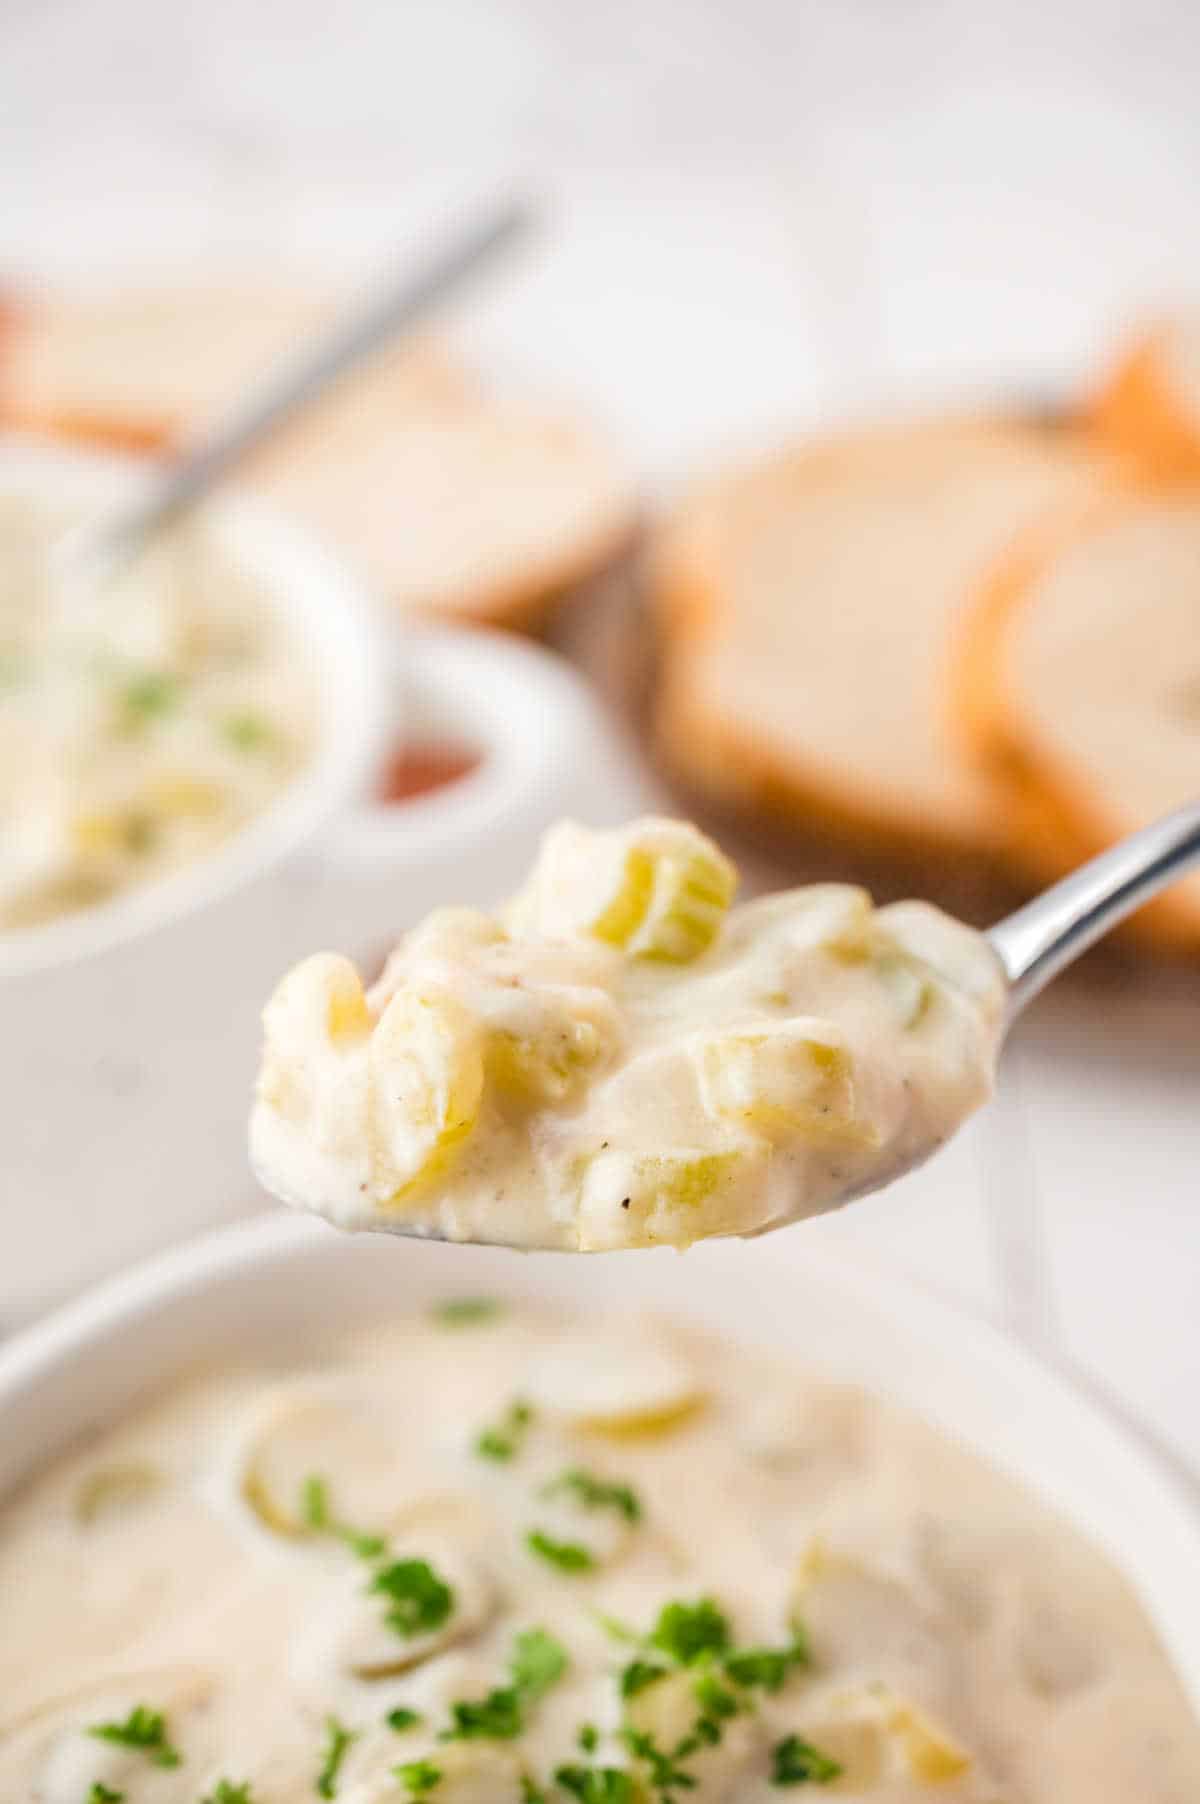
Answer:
47, 198, 530, 608
249, 801, 1200, 1251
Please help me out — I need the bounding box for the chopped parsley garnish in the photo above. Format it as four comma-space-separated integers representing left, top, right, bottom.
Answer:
300, 1474, 386, 1559
371, 1557, 455, 1639
543, 1467, 641, 1523
525, 1529, 595, 1573
521, 1780, 550, 1804
442, 1687, 524, 1741
433, 1296, 503, 1327
510, 1627, 570, 1699
202, 1784, 257, 1804
386, 1707, 423, 1733
648, 1597, 730, 1666
475, 1398, 534, 1462
316, 1715, 358, 1797
219, 709, 274, 753
620, 1727, 697, 1793
555, 1766, 635, 1802
88, 1705, 180, 1769
88, 1787, 124, 1804
619, 1659, 668, 1699
396, 1758, 442, 1795
771, 1734, 843, 1785
441, 1627, 568, 1743
578, 1723, 600, 1753
118, 670, 180, 727
692, 1671, 741, 1724
723, 1627, 810, 1692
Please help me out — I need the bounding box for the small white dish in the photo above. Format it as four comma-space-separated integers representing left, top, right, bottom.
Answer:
1, 1210, 1197, 1706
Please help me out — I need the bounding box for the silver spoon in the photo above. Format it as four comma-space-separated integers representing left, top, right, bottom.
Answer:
50, 198, 530, 595
987, 798, 1200, 1013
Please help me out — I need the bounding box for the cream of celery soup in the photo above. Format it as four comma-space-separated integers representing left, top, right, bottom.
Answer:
1, 1301, 1197, 1802
0, 495, 315, 930
250, 818, 1005, 1249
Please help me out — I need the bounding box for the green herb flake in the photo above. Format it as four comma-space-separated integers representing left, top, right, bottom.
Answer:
543, 1467, 641, 1523
577, 1723, 600, 1753
202, 1783, 256, 1804
510, 1627, 569, 1700
620, 1727, 696, 1793
723, 1629, 810, 1693
525, 1529, 595, 1574
692, 1671, 741, 1724
474, 1399, 534, 1462
771, 1734, 843, 1785
87, 1705, 181, 1769
316, 1715, 358, 1798
555, 1765, 635, 1802
371, 1557, 455, 1639
386, 1707, 423, 1733
441, 1627, 568, 1744
219, 709, 274, 753
521, 1779, 550, 1804
441, 1688, 524, 1741
395, 1758, 442, 1795
648, 1597, 730, 1666
619, 1659, 668, 1699
88, 1787, 125, 1804
300, 1474, 386, 1560
118, 670, 181, 727
433, 1296, 503, 1328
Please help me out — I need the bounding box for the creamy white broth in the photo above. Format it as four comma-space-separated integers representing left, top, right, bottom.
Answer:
250, 818, 1006, 1249
1, 1301, 1197, 1803
0, 495, 316, 930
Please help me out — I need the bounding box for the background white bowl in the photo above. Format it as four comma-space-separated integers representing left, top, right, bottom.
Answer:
0, 442, 656, 1320
2, 1210, 1197, 1707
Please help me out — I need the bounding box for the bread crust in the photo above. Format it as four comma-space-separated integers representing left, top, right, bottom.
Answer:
1089, 321, 1200, 485
952, 486, 1200, 952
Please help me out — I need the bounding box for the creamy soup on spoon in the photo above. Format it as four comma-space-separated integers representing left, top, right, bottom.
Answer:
250, 818, 1005, 1249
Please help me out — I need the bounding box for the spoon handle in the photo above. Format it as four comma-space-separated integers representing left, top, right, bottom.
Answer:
988, 800, 1200, 1013
60, 199, 529, 579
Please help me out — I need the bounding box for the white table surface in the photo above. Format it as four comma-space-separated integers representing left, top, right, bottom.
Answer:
3, 0, 1197, 1470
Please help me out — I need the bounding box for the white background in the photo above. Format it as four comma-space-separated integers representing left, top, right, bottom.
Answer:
3, 0, 1197, 1471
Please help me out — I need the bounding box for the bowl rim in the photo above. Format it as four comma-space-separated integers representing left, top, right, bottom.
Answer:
2, 1208, 1198, 1700
0, 436, 389, 977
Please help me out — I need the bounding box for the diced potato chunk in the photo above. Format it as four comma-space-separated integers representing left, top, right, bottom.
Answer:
369, 986, 484, 1203
233, 1383, 418, 1542
697, 1021, 871, 1145
524, 1332, 705, 1436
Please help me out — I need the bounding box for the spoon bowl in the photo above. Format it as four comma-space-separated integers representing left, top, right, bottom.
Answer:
252, 802, 1200, 1252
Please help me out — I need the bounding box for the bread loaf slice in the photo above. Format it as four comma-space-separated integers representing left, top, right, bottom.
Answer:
0, 284, 635, 625
652, 418, 1110, 864
955, 491, 1200, 950
1090, 313, 1200, 483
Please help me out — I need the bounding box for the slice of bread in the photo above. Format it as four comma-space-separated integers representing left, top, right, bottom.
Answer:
0, 285, 475, 448
955, 491, 1200, 951
651, 418, 1110, 865
0, 285, 636, 625
1090, 313, 1200, 483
